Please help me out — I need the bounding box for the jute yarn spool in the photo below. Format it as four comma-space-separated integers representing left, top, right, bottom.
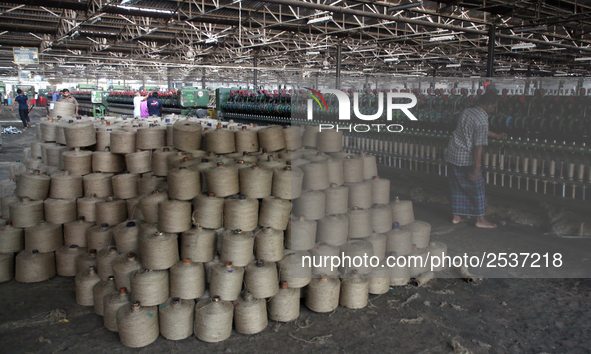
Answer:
82, 173, 114, 198
159, 297, 195, 340
46, 144, 71, 168
76, 249, 97, 274
204, 163, 239, 197
309, 243, 340, 276
130, 268, 169, 306
168, 167, 200, 200
427, 241, 448, 272
56, 245, 86, 276
371, 177, 390, 205
210, 261, 244, 301
62, 148, 93, 176
408, 247, 430, 278
194, 296, 233, 342
220, 229, 254, 267
302, 161, 330, 191
40, 120, 59, 141
258, 125, 286, 152
317, 129, 343, 153
16, 170, 50, 200
278, 250, 311, 288
239, 165, 272, 198
97, 247, 119, 281
284, 126, 303, 150
152, 147, 175, 176
390, 197, 415, 226
112, 173, 140, 200
22, 158, 41, 173
285, 216, 316, 251
112, 220, 141, 254
223, 196, 258, 232
342, 155, 364, 183
272, 166, 303, 200
138, 190, 168, 224
138, 175, 166, 196
63, 122, 96, 148
388, 255, 410, 286
96, 197, 127, 226
293, 190, 325, 220
136, 126, 166, 150
75, 266, 101, 306
347, 207, 373, 238
166, 151, 192, 170
24, 221, 62, 253
0, 222, 24, 253
48, 101, 75, 119
235, 128, 259, 153
86, 223, 114, 251
92, 148, 125, 173
126, 198, 143, 220
367, 232, 387, 260
9, 198, 44, 228
302, 126, 319, 148
64, 217, 94, 247
372, 203, 393, 234
35, 123, 42, 140
77, 195, 106, 223
234, 291, 268, 335
203, 252, 221, 284
258, 196, 291, 230
408, 220, 431, 249
158, 199, 192, 233
361, 153, 378, 180
305, 276, 340, 313
116, 301, 159, 348
254, 227, 284, 262
1, 195, 19, 220
205, 128, 236, 154
193, 159, 216, 192
172, 154, 206, 169
15, 250, 56, 283
110, 131, 136, 154
340, 272, 369, 309
290, 158, 309, 169
368, 262, 390, 294
181, 225, 216, 263
139, 232, 179, 270
56, 122, 67, 145
93, 276, 117, 316
0, 253, 14, 283
170, 259, 205, 300
95, 128, 115, 152
345, 181, 373, 209
258, 155, 286, 169
50, 171, 83, 199
112, 252, 141, 291
339, 239, 374, 275
44, 198, 77, 224
324, 183, 348, 215
125, 150, 152, 174
173, 120, 203, 152
268, 282, 300, 322
316, 214, 349, 246
31, 141, 43, 158
245, 260, 279, 299
104, 288, 130, 332
166, 124, 174, 146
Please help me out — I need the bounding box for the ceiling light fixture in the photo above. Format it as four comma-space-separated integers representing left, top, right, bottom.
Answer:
511, 42, 536, 50
306, 51, 320, 55
308, 15, 333, 25
446, 63, 461, 68
387, 1, 423, 12
574, 57, 591, 61
384, 58, 400, 62
429, 35, 455, 42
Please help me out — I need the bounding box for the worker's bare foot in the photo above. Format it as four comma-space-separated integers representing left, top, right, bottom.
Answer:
475, 217, 497, 228
452, 215, 468, 224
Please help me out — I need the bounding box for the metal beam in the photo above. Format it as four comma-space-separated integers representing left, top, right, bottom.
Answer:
336, 44, 341, 89
486, 25, 495, 77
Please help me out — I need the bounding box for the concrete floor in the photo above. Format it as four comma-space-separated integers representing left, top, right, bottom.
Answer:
0, 109, 590, 353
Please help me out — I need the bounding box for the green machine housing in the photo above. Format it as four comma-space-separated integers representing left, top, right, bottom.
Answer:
179, 88, 210, 115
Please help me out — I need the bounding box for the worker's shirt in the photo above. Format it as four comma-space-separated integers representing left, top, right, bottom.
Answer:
15, 95, 28, 110
52, 93, 61, 101
58, 96, 78, 107
445, 107, 489, 166
147, 97, 162, 117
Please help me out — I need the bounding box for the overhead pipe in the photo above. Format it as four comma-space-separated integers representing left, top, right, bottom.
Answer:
257, 0, 591, 53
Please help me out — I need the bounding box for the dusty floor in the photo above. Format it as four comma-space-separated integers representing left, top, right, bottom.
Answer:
0, 109, 590, 353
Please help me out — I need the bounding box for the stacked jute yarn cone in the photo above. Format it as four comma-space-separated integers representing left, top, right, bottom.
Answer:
2, 113, 452, 349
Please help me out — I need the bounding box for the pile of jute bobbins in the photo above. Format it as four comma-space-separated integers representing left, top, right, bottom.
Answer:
0, 115, 448, 348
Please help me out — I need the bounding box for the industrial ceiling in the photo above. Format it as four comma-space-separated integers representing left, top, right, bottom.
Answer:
1, 0, 591, 83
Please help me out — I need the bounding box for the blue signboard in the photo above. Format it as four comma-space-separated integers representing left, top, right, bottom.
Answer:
13, 47, 39, 64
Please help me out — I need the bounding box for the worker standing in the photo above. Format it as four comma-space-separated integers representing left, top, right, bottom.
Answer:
147, 91, 163, 117
444, 89, 507, 228
11, 89, 31, 129
58, 89, 79, 116
133, 91, 142, 118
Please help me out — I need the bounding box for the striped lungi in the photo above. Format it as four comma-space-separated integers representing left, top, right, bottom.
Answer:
448, 163, 485, 217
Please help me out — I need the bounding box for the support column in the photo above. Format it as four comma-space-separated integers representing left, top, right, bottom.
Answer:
335, 44, 342, 89
253, 55, 258, 88
486, 25, 495, 77
167, 67, 172, 89
201, 67, 206, 89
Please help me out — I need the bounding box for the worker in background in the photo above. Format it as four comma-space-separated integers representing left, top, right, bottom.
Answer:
444, 89, 507, 228
11, 89, 31, 129
140, 93, 149, 118
133, 91, 142, 118
58, 89, 79, 116
147, 91, 163, 117
52, 90, 62, 102
3, 93, 7, 106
